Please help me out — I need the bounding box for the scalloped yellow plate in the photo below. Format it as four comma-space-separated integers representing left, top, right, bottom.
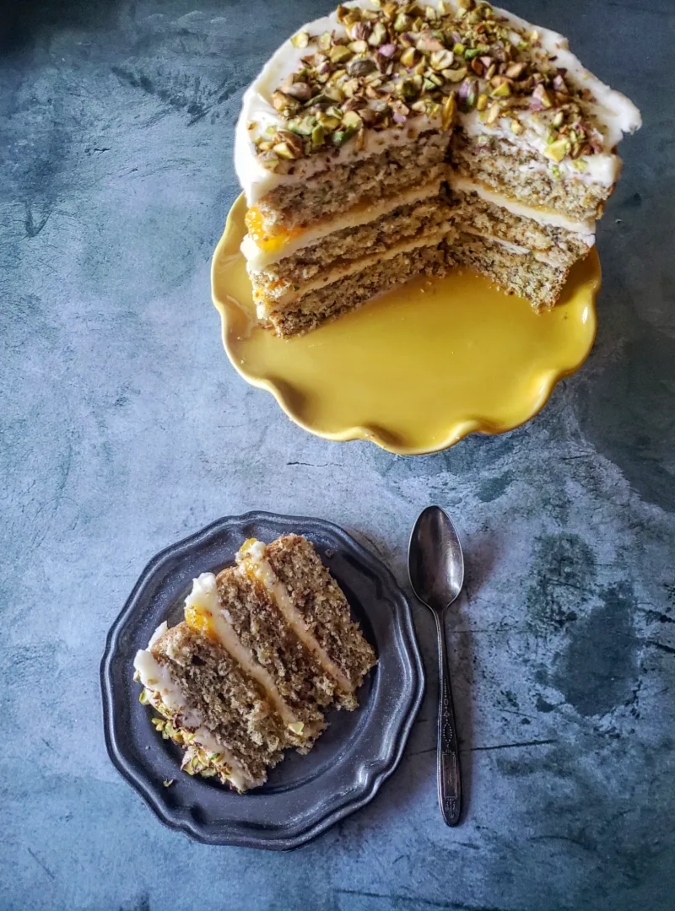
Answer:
212, 195, 599, 455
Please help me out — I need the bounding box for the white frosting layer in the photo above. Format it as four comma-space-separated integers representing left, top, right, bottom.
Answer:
255, 226, 451, 314
459, 226, 574, 267
134, 639, 202, 728
235, 0, 641, 208
242, 179, 443, 271
237, 539, 354, 693
184, 572, 305, 732
449, 174, 595, 237
184, 572, 219, 612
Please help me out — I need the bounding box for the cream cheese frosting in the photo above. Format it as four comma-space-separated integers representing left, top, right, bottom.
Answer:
242, 178, 443, 271
448, 174, 596, 236
459, 227, 584, 267
234, 2, 439, 207
183, 572, 311, 734
134, 636, 202, 728
251, 226, 453, 314
237, 539, 354, 693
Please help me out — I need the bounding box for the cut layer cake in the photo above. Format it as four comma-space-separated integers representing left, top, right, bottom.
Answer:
234, 0, 641, 336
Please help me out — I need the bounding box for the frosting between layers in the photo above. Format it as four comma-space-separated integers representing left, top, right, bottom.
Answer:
237, 539, 354, 694
135, 638, 201, 727
183, 572, 310, 737
235, 0, 641, 206
243, 178, 444, 270
448, 174, 595, 236
134, 634, 257, 791
459, 227, 578, 267
244, 172, 593, 274
253, 226, 452, 314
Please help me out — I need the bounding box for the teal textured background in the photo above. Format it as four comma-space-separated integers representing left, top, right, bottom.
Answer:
1, 1, 674, 909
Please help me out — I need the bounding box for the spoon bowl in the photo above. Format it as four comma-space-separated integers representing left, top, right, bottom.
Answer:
409, 507, 465, 612
408, 505, 465, 827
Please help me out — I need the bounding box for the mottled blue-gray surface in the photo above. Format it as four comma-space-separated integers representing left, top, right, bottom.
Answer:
2, 0, 674, 909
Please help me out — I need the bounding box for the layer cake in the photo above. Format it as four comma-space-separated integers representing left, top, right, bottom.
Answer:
234, 0, 641, 336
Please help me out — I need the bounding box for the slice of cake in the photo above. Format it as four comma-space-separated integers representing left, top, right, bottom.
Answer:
234, 0, 641, 337
134, 535, 377, 791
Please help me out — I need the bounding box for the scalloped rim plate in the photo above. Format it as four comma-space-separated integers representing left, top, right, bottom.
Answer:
101, 512, 424, 849
212, 195, 599, 455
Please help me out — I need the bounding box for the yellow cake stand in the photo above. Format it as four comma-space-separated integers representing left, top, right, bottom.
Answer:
211, 195, 600, 456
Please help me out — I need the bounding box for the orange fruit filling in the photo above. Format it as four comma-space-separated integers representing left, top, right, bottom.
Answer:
185, 604, 217, 640
245, 206, 305, 253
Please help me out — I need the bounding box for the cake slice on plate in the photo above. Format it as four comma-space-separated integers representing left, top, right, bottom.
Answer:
134, 535, 377, 791
254, 535, 376, 710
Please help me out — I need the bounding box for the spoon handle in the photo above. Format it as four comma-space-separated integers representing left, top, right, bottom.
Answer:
434, 610, 462, 826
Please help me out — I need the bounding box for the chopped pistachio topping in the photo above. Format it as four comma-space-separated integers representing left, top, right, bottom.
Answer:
544, 137, 569, 162
150, 711, 240, 787
291, 30, 310, 48
248, 0, 604, 169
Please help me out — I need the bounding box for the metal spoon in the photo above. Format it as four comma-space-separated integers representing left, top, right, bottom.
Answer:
408, 505, 464, 826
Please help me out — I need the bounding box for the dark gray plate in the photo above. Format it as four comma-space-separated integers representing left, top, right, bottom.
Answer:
101, 511, 424, 849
